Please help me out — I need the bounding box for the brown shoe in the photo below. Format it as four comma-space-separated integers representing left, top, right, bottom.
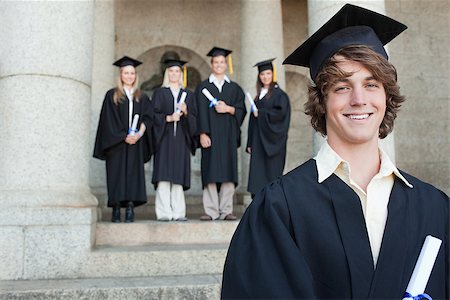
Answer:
224, 214, 237, 221
200, 215, 213, 221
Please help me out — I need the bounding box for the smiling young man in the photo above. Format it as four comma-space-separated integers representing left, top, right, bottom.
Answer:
195, 47, 246, 221
221, 4, 449, 299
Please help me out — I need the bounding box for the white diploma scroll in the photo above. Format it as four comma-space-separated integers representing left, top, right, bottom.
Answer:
402, 235, 442, 300
201, 88, 218, 106
246, 92, 258, 113
176, 91, 187, 113
129, 114, 139, 136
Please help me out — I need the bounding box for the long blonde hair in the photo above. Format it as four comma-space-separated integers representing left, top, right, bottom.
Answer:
161, 66, 184, 88
113, 69, 141, 105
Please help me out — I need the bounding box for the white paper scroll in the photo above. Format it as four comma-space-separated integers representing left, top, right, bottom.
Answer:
176, 91, 187, 113
246, 92, 258, 113
129, 114, 139, 136
402, 235, 442, 300
201, 88, 218, 106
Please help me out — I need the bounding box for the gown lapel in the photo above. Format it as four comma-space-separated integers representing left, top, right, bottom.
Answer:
325, 174, 374, 299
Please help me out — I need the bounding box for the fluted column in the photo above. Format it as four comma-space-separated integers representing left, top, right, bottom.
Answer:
308, 0, 396, 161
240, 0, 285, 198
0, 1, 96, 280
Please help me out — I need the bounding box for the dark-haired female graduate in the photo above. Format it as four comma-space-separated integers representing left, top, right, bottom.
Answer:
93, 56, 153, 223
151, 59, 197, 221
222, 4, 448, 300
246, 58, 291, 196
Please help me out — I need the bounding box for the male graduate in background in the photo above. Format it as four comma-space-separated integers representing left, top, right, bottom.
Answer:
222, 4, 448, 299
195, 47, 246, 221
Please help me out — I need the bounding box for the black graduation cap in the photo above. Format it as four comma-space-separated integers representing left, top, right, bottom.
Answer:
164, 58, 187, 69
254, 58, 275, 73
113, 56, 142, 68
207, 46, 232, 57
283, 4, 407, 82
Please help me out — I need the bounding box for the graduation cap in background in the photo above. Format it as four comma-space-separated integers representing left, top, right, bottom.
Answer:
113, 56, 142, 68
254, 58, 277, 82
283, 3, 407, 82
207, 46, 234, 75
164, 58, 188, 88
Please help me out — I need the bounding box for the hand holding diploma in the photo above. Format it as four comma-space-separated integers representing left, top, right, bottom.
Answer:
176, 91, 187, 114
126, 114, 141, 144
402, 235, 442, 300
202, 88, 218, 107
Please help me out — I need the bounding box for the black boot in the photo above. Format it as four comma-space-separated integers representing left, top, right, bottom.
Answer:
111, 205, 121, 223
125, 202, 134, 223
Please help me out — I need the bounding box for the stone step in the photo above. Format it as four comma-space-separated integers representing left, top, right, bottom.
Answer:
0, 274, 222, 300
81, 244, 228, 278
96, 220, 239, 246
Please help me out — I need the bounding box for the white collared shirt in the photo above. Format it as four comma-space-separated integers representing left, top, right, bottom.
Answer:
259, 88, 268, 100
124, 88, 134, 128
209, 74, 230, 93
314, 141, 413, 266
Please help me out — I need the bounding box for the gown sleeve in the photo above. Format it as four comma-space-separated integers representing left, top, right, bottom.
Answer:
181, 89, 198, 154
139, 92, 154, 162
93, 89, 127, 160
258, 90, 291, 157
221, 179, 315, 299
151, 88, 168, 153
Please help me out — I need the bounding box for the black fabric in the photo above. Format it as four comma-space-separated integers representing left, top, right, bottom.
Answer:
254, 58, 275, 73
151, 87, 197, 190
246, 86, 291, 194
222, 159, 449, 299
195, 80, 246, 187
93, 88, 153, 207
113, 56, 142, 68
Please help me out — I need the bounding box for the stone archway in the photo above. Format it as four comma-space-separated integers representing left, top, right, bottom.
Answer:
137, 45, 211, 99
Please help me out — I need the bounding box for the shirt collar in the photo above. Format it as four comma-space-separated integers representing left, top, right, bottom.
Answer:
209, 73, 230, 83
314, 141, 413, 188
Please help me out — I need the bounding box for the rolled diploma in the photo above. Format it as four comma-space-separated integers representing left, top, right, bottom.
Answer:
176, 91, 187, 113
129, 114, 139, 136
246, 92, 258, 112
201, 88, 218, 106
402, 235, 442, 299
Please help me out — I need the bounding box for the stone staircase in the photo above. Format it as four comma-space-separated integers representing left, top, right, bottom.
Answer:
0, 195, 246, 300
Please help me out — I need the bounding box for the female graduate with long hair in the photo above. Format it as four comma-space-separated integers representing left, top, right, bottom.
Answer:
94, 56, 153, 223
151, 59, 197, 221
246, 58, 291, 196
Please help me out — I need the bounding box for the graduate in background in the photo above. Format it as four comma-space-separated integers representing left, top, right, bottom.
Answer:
222, 4, 448, 299
94, 56, 153, 223
151, 59, 197, 222
195, 47, 247, 221
246, 58, 291, 197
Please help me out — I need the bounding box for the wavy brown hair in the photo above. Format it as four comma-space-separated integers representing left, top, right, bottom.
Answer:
305, 45, 405, 139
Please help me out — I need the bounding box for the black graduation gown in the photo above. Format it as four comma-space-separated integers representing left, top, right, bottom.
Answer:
222, 159, 449, 299
151, 87, 197, 190
247, 86, 291, 194
93, 88, 153, 208
195, 79, 247, 187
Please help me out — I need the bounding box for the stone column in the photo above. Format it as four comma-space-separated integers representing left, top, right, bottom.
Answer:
308, 0, 396, 161
0, 1, 97, 280
240, 0, 285, 203
89, 0, 116, 215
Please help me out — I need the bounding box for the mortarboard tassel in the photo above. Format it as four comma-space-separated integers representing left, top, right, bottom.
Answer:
228, 54, 233, 75
273, 63, 277, 82
183, 65, 187, 88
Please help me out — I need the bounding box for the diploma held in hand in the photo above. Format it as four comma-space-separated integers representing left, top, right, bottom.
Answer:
402, 235, 442, 300
176, 91, 187, 113
129, 114, 139, 136
202, 88, 218, 107
246, 92, 258, 113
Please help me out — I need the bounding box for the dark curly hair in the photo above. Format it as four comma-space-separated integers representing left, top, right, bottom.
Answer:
305, 45, 405, 139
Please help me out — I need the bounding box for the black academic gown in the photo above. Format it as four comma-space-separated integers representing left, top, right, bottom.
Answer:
195, 79, 246, 187
93, 88, 153, 208
222, 159, 449, 299
151, 87, 197, 190
247, 86, 291, 194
